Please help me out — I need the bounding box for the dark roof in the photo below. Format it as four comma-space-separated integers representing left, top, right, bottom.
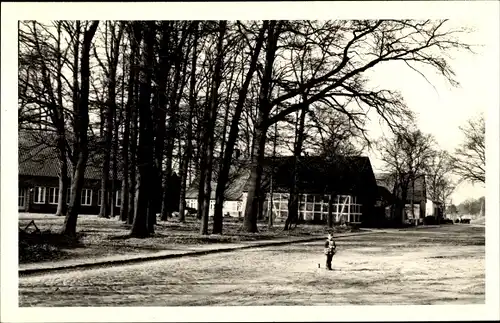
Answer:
398, 174, 426, 203
185, 155, 379, 202
244, 155, 379, 201
375, 172, 426, 203
375, 173, 396, 192
185, 168, 250, 201
18, 130, 121, 181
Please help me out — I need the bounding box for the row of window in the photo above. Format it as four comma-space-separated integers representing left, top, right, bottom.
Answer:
185, 199, 242, 212
19, 187, 122, 207
266, 193, 363, 222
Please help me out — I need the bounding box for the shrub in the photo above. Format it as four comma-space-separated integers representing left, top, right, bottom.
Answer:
442, 219, 454, 225
19, 241, 64, 263
18, 229, 81, 263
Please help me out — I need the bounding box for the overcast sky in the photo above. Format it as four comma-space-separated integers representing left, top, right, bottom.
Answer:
366, 17, 497, 205
6, 2, 499, 208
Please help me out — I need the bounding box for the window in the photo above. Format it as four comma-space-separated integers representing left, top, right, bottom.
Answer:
19, 187, 26, 208
34, 187, 46, 204
49, 187, 59, 204
116, 190, 122, 207
210, 200, 215, 210
187, 199, 198, 209
81, 189, 92, 206
328, 194, 362, 223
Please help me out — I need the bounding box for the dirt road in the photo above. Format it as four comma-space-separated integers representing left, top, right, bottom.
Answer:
19, 224, 484, 306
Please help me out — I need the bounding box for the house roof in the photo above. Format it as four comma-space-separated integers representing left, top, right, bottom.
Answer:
375, 172, 426, 203
18, 130, 121, 181
185, 155, 379, 202
399, 174, 426, 202
185, 167, 250, 201
375, 173, 396, 192
244, 155, 379, 200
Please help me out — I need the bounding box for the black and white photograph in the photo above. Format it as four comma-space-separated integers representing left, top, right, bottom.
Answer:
1, 1, 499, 322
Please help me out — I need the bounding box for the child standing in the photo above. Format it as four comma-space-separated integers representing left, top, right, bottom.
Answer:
324, 233, 336, 270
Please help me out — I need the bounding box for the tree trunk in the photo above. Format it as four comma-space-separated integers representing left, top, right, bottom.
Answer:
98, 81, 114, 218
179, 22, 199, 223
213, 21, 268, 234
199, 20, 227, 235
54, 22, 68, 217
99, 22, 123, 219
127, 23, 142, 225
111, 102, 119, 217
127, 80, 139, 225
242, 117, 268, 233
400, 185, 409, 225
61, 21, 99, 236
242, 21, 280, 233
196, 79, 212, 221
161, 23, 190, 221
118, 34, 127, 221
55, 134, 69, 217
130, 21, 155, 238
119, 33, 137, 222
285, 102, 307, 230
268, 113, 278, 228
153, 22, 171, 223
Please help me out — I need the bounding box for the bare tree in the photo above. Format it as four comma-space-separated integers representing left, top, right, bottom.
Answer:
199, 20, 227, 235
213, 20, 268, 234
18, 21, 78, 217
452, 113, 485, 184
130, 21, 155, 237
61, 21, 100, 236
378, 129, 435, 223
94, 21, 124, 218
160, 21, 192, 221
242, 20, 472, 232
426, 149, 455, 219
178, 22, 200, 223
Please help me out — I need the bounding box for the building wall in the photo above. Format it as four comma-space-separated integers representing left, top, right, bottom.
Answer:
187, 192, 370, 225
19, 175, 121, 215
185, 198, 243, 217
404, 200, 426, 224
263, 193, 363, 224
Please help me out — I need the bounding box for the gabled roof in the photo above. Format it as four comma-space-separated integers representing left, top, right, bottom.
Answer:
18, 130, 121, 181
397, 174, 426, 203
185, 167, 250, 201
375, 173, 397, 192
244, 155, 379, 200
375, 172, 426, 203
185, 155, 379, 202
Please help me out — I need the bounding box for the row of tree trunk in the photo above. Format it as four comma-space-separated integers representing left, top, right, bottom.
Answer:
18, 20, 470, 236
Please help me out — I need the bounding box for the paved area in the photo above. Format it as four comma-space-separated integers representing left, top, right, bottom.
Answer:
19, 225, 484, 306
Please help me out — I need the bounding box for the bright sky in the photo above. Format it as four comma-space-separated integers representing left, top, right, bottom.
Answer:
14, 11, 498, 206
365, 18, 497, 205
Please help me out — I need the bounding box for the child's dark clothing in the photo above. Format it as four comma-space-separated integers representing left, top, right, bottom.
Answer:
324, 238, 336, 270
